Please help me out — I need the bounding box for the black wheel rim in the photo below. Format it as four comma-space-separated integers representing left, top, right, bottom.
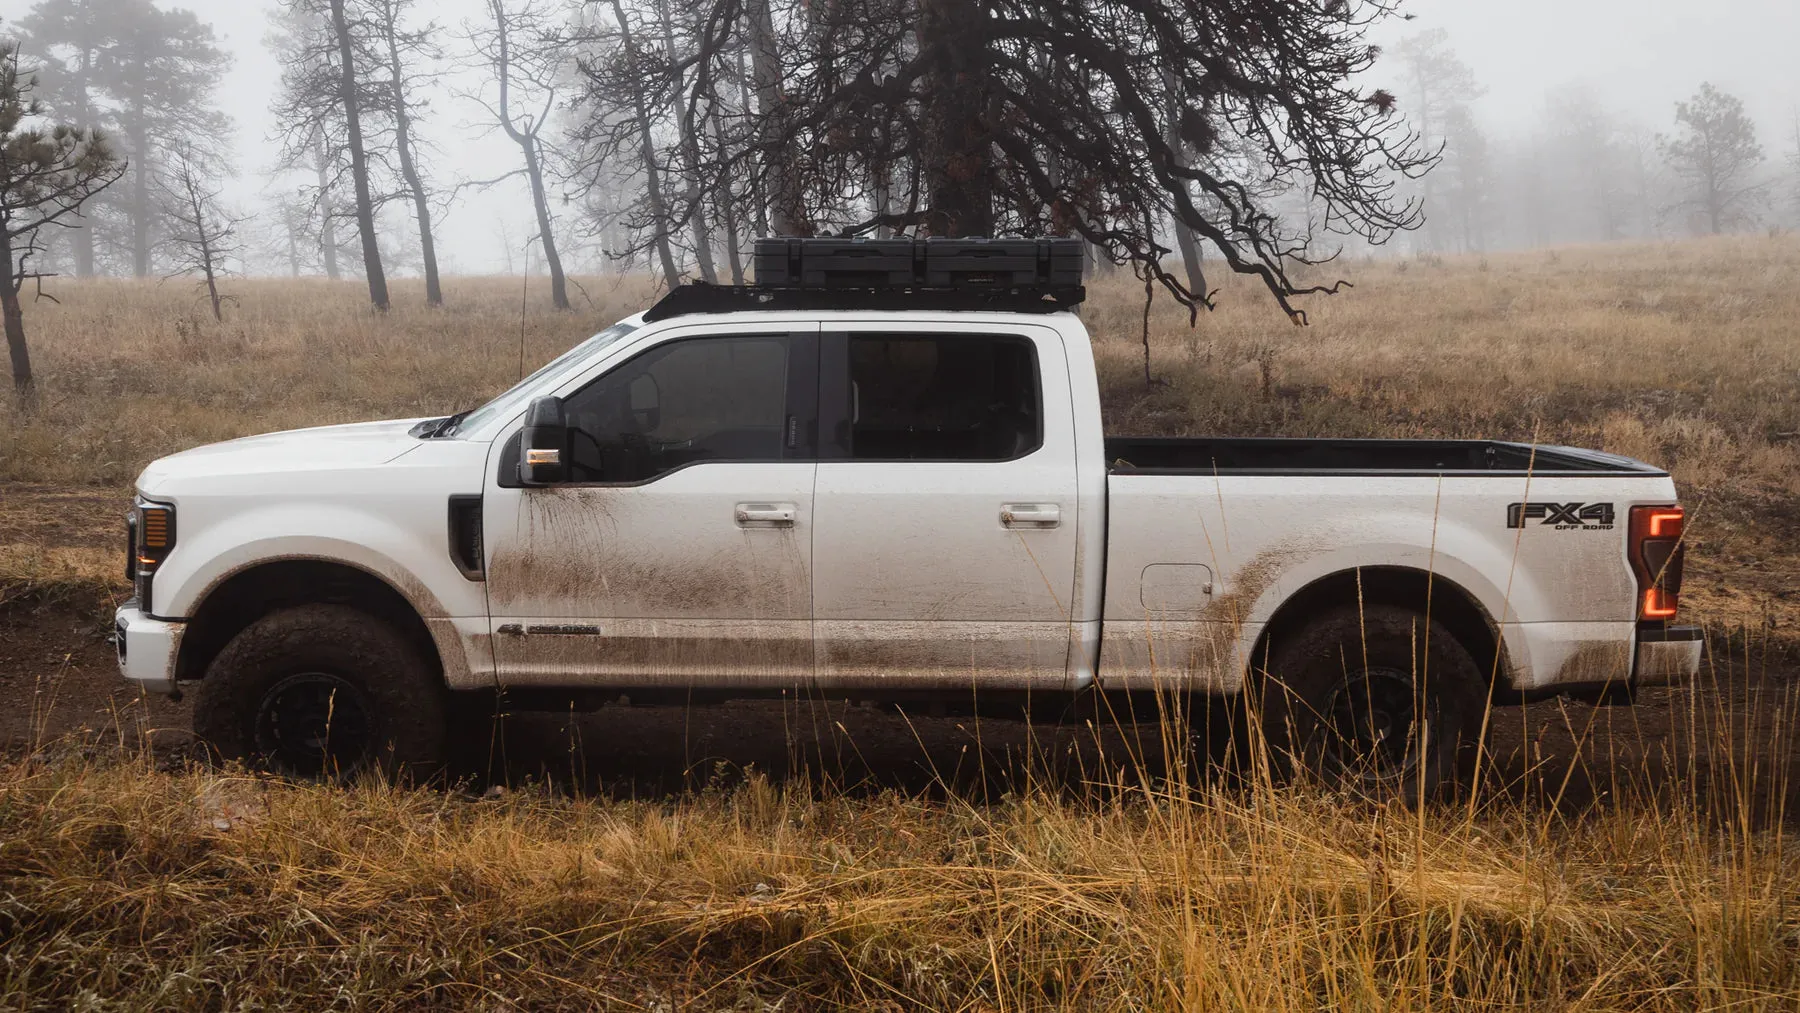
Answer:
1322, 666, 1425, 790
254, 672, 377, 778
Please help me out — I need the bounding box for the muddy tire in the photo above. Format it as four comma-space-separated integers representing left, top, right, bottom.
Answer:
192, 604, 448, 781
1254, 604, 1482, 802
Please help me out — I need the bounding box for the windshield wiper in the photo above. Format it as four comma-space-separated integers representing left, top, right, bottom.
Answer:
411, 410, 473, 439
435, 409, 474, 438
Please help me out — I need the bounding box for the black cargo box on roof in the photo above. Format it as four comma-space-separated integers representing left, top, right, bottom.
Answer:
646, 237, 1087, 321
753, 237, 1084, 291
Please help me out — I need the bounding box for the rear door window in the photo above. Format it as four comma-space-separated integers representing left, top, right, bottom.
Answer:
823, 334, 1041, 461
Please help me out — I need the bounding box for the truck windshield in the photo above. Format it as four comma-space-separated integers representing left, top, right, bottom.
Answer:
450, 320, 641, 437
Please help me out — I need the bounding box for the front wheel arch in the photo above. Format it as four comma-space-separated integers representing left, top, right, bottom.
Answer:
176, 559, 442, 689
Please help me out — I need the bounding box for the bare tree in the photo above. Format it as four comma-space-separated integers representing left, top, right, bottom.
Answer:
156, 145, 242, 322
1659, 83, 1766, 235
366, 0, 443, 304
1, 41, 125, 399
267, 4, 353, 282
469, 0, 569, 310
327, 0, 389, 309
744, 0, 801, 236
310, 134, 346, 278
578, 0, 681, 287
1393, 29, 1482, 253
650, 0, 716, 281
610, 0, 1428, 323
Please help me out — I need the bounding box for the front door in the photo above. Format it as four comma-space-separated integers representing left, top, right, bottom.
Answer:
484, 326, 819, 689
810, 325, 1081, 691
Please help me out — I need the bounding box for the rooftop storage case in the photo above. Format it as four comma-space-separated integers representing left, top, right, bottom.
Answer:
921, 238, 1084, 289
752, 237, 1084, 291
753, 238, 918, 288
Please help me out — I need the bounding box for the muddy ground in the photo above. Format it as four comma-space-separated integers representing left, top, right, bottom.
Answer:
4, 591, 1796, 822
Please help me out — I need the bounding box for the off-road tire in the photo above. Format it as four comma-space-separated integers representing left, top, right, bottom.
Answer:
192, 604, 449, 781
1254, 603, 1482, 802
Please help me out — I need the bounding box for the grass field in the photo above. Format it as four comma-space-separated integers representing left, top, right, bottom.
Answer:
0, 744, 1793, 1010
2, 236, 1798, 1008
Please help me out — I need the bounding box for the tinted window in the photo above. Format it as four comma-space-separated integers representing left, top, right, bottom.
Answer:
846, 335, 1039, 461
562, 336, 789, 483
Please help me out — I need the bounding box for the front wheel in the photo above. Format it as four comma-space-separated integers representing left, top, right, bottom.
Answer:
1255, 604, 1483, 801
192, 605, 449, 781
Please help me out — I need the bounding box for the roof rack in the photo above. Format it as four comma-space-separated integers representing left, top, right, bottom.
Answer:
643, 237, 1086, 323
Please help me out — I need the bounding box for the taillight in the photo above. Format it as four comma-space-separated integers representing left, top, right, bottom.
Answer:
1629, 505, 1685, 621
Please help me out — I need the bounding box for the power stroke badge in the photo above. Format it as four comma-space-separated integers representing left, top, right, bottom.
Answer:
1507, 502, 1616, 530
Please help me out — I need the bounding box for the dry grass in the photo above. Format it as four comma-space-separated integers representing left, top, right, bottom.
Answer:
1, 732, 1795, 1010
4, 236, 1798, 627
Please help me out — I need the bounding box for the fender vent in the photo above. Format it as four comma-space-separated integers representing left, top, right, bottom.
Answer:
448, 495, 485, 581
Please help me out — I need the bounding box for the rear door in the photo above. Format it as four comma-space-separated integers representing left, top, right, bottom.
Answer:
483, 323, 820, 689
810, 323, 1081, 690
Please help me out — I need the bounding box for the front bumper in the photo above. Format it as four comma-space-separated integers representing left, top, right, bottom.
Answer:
114, 601, 184, 696
1634, 625, 1704, 687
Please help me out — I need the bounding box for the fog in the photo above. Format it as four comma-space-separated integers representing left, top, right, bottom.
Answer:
4, 0, 1798, 278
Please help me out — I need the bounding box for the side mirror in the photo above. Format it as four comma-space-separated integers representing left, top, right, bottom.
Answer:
519, 396, 569, 485
628, 373, 661, 432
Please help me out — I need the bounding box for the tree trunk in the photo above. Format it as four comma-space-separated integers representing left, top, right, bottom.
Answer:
747, 0, 802, 236
202, 256, 222, 321
3, 288, 28, 400
654, 0, 717, 282
1172, 212, 1206, 297
612, 0, 680, 288
521, 136, 570, 310
71, 61, 96, 277
918, 0, 994, 237
285, 219, 302, 277
711, 103, 744, 284
313, 142, 342, 280
70, 212, 95, 277
384, 20, 442, 306
130, 119, 151, 277
330, 0, 389, 311
1160, 82, 1207, 298
3, 232, 30, 400
733, 46, 768, 241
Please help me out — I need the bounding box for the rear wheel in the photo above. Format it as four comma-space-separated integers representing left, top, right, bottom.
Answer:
192, 604, 449, 781
1255, 604, 1482, 801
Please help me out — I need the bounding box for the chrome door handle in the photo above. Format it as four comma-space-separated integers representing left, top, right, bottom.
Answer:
1001, 503, 1061, 529
736, 502, 797, 527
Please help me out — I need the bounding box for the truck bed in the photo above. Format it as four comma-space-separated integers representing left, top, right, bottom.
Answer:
1103, 437, 1666, 476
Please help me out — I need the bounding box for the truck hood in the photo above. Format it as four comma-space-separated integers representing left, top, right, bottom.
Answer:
137, 418, 430, 494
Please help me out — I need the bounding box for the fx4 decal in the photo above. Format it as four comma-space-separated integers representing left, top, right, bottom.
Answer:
1507, 502, 1616, 530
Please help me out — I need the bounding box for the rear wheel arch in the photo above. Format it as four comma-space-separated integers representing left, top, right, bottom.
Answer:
1250, 566, 1508, 687
176, 559, 442, 686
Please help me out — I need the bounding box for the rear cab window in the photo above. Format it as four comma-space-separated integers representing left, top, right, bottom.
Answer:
822, 333, 1041, 462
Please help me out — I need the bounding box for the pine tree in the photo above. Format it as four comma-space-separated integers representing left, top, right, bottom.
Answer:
1, 39, 124, 399
1659, 83, 1766, 235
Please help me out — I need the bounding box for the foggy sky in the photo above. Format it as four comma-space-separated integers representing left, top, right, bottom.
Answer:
3, 0, 1798, 276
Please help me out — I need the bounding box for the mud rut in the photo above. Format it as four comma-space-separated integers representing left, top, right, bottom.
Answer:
4, 593, 1795, 824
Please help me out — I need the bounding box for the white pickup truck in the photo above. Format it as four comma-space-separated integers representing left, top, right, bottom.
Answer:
114, 239, 1700, 795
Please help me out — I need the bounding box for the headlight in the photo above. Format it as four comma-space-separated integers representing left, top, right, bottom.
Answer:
130, 499, 177, 609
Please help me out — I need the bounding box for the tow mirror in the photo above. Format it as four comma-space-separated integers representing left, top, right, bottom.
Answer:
628, 373, 661, 432
519, 396, 569, 485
